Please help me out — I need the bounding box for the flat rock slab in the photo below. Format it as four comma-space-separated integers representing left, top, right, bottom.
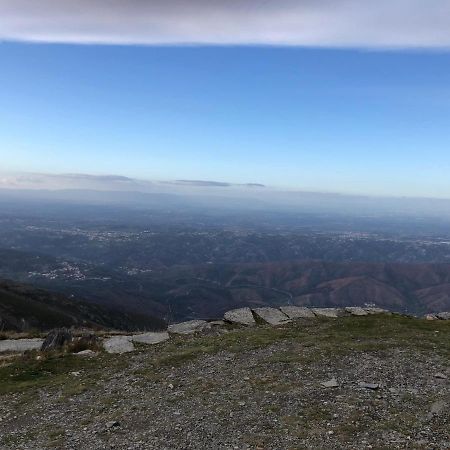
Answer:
312, 308, 344, 318
0, 338, 44, 353
252, 307, 291, 326
168, 320, 209, 335
103, 336, 134, 354
436, 312, 450, 320
224, 307, 256, 326
345, 307, 369, 316
279, 306, 315, 319
365, 307, 388, 315
132, 331, 170, 345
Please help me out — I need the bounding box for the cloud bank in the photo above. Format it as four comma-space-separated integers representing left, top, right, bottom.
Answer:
1, 0, 450, 48
0, 172, 264, 193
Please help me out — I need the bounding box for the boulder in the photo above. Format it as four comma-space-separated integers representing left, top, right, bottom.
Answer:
279, 306, 315, 319
224, 307, 256, 326
41, 328, 73, 351
312, 308, 344, 318
103, 336, 134, 354
168, 320, 210, 335
436, 312, 450, 320
252, 307, 291, 326
0, 338, 44, 353
345, 307, 369, 316
132, 331, 170, 344
424, 314, 438, 320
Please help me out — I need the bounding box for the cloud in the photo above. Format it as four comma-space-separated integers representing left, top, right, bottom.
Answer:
0, 172, 264, 192
0, 0, 449, 48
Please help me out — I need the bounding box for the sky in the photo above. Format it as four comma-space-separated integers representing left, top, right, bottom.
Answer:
1, 1, 450, 198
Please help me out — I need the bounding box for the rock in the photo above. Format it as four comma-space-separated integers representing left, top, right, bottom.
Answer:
345, 307, 369, 316
358, 382, 380, 390
312, 308, 344, 318
424, 314, 438, 320
41, 328, 72, 351
168, 320, 210, 335
208, 320, 226, 327
252, 307, 291, 326
321, 378, 339, 388
364, 308, 388, 315
103, 336, 134, 354
224, 308, 256, 326
106, 421, 120, 429
279, 306, 315, 319
436, 312, 450, 320
75, 349, 97, 357
0, 338, 44, 353
434, 373, 448, 380
428, 400, 447, 418
132, 331, 170, 345
70, 371, 81, 377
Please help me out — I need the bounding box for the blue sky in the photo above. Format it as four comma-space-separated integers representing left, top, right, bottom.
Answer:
1, 12, 450, 198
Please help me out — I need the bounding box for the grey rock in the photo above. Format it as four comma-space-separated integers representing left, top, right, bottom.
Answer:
434, 372, 448, 380
252, 307, 291, 326
364, 307, 388, 315
345, 307, 369, 316
429, 400, 447, 417
224, 307, 256, 326
358, 382, 380, 390
424, 314, 438, 320
132, 331, 170, 345
322, 378, 339, 388
279, 306, 315, 319
0, 338, 44, 353
75, 349, 97, 357
168, 320, 210, 335
41, 328, 72, 351
208, 320, 226, 327
103, 336, 134, 354
312, 308, 344, 318
436, 311, 450, 320
106, 421, 120, 429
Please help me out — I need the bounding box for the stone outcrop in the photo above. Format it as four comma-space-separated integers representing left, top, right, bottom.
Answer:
1, 305, 449, 355
312, 308, 344, 318
0, 338, 44, 353
103, 336, 134, 354
280, 306, 316, 319
252, 307, 291, 326
365, 307, 388, 315
345, 307, 369, 316
168, 320, 210, 335
436, 312, 450, 320
132, 331, 170, 344
224, 307, 256, 326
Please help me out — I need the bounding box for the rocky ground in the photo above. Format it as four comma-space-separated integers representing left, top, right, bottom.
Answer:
0, 315, 449, 450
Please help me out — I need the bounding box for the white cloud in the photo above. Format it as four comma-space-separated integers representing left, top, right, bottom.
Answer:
0, 0, 450, 48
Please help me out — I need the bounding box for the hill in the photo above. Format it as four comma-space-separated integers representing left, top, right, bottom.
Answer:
0, 313, 448, 449
69, 261, 450, 322
0, 279, 166, 332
